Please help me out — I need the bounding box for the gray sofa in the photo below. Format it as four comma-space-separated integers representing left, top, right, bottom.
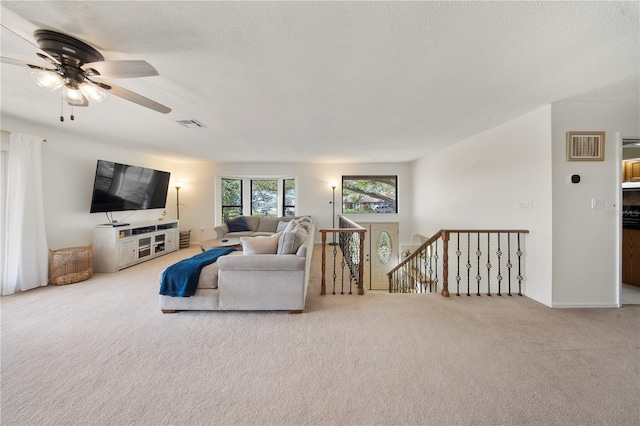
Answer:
214, 215, 298, 238
159, 217, 314, 314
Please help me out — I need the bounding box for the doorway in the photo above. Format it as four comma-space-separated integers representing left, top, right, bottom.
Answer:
621, 137, 640, 304
361, 222, 399, 290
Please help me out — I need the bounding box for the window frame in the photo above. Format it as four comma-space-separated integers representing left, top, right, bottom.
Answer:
250, 178, 279, 217
219, 176, 296, 222
282, 178, 296, 217
221, 178, 243, 222
341, 175, 398, 214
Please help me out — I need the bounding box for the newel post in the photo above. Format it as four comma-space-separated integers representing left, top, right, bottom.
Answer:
441, 231, 450, 297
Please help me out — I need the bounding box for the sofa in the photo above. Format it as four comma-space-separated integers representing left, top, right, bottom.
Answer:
214, 215, 298, 238
159, 217, 314, 314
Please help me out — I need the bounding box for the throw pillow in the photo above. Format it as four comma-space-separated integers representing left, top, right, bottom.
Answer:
297, 221, 312, 233
241, 233, 281, 255
277, 225, 308, 255
281, 219, 298, 234
276, 220, 290, 233
227, 216, 250, 232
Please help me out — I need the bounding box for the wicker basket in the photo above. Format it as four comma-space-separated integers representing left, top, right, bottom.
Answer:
49, 244, 93, 285
179, 230, 191, 249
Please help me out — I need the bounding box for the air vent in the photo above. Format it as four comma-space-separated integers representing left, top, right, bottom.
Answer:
176, 119, 206, 128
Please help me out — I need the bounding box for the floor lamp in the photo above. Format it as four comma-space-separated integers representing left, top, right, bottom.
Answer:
330, 184, 338, 246
175, 184, 181, 220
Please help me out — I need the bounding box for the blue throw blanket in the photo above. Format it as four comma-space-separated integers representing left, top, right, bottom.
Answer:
159, 248, 236, 297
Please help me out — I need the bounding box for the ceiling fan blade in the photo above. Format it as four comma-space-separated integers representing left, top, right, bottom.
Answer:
102, 82, 171, 114
0, 24, 61, 66
82, 60, 159, 78
0, 56, 54, 71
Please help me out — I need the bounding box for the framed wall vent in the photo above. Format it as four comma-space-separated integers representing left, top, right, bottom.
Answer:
567, 131, 605, 161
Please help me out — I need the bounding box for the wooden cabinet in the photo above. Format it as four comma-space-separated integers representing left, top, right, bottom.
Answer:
622, 228, 640, 287
93, 220, 179, 272
118, 239, 136, 268
166, 229, 179, 252
622, 160, 640, 182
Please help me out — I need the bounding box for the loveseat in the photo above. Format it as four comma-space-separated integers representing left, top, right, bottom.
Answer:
159, 217, 314, 314
214, 215, 297, 238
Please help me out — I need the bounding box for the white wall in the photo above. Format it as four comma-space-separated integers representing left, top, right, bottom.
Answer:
172, 161, 414, 245
551, 102, 640, 307
7, 102, 638, 308
1, 115, 180, 249
2, 115, 413, 251
411, 106, 554, 305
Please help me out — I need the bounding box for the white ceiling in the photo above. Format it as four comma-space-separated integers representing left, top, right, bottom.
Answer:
1, 1, 638, 163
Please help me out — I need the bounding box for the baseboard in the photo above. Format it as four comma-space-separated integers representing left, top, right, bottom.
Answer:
551, 302, 620, 308
522, 292, 552, 307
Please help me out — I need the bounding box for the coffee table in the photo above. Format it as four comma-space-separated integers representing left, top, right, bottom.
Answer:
200, 237, 242, 252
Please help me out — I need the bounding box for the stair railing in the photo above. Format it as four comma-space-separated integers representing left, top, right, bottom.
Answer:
319, 216, 367, 295
388, 229, 529, 297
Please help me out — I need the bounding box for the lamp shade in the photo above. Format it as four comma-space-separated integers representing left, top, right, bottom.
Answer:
79, 82, 106, 102
31, 71, 63, 91
62, 86, 86, 106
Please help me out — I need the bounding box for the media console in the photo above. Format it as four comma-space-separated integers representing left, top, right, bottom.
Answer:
93, 220, 179, 272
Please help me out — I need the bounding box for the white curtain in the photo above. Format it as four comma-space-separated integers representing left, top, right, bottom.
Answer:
1, 133, 48, 296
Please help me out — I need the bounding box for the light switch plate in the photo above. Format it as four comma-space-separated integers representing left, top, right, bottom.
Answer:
591, 198, 604, 209
515, 201, 532, 210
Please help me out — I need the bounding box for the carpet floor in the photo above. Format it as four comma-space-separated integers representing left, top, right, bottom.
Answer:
1, 244, 639, 426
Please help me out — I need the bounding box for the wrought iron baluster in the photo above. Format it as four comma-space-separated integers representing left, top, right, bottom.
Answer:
486, 233, 492, 296
476, 233, 482, 296
332, 239, 338, 295
434, 241, 439, 293
349, 233, 355, 294
517, 233, 523, 296
456, 233, 461, 296
340, 240, 346, 295
411, 252, 417, 293
496, 233, 503, 296
466, 233, 471, 296
428, 243, 434, 291
421, 249, 428, 293
507, 233, 512, 296
414, 253, 420, 293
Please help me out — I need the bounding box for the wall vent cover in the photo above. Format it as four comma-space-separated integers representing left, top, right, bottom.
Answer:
176, 119, 206, 128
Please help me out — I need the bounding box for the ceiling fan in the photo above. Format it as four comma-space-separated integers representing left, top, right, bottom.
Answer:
0, 27, 171, 120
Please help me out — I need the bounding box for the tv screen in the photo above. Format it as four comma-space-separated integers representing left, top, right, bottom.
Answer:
90, 160, 171, 213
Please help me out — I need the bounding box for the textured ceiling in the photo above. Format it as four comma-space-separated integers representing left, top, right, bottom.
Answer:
1, 1, 638, 163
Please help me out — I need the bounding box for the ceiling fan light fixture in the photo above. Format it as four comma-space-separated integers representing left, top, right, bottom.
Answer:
62, 85, 85, 106
31, 70, 63, 91
79, 82, 106, 102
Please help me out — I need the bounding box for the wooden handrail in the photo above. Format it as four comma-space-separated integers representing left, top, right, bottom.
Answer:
388, 229, 530, 276
388, 229, 530, 297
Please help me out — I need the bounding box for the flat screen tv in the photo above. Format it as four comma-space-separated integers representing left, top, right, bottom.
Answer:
90, 160, 171, 213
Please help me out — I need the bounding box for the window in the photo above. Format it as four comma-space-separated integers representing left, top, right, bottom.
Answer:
283, 178, 295, 217
251, 179, 278, 217
221, 178, 242, 221
220, 177, 295, 221
342, 175, 397, 214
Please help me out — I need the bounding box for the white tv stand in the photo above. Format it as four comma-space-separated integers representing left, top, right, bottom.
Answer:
93, 220, 179, 272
